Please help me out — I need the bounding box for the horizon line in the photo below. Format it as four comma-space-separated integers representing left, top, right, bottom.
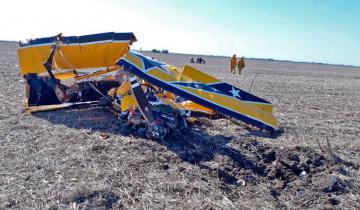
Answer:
139, 49, 360, 68
1, 40, 358, 68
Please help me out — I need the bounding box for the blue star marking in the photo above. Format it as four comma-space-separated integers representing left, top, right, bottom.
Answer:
229, 87, 241, 98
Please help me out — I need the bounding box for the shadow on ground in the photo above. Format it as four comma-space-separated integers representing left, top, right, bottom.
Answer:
32, 107, 359, 209
33, 106, 273, 185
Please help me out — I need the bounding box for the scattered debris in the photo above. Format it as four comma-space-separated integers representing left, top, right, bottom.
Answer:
99, 133, 110, 140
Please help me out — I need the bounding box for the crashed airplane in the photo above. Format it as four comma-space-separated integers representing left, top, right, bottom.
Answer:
18, 32, 278, 139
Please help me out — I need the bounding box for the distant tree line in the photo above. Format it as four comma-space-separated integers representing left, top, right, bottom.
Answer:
151, 49, 169, 54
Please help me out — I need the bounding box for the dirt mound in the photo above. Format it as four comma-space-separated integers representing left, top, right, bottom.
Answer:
160, 128, 359, 209
111, 115, 359, 209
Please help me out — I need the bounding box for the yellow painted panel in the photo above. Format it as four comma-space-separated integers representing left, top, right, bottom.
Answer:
121, 95, 137, 111
124, 52, 144, 70
54, 70, 76, 80
18, 42, 130, 75
53, 45, 82, 68
18, 45, 52, 75
159, 97, 214, 114
245, 102, 273, 113
178, 100, 214, 114
180, 65, 220, 83
147, 68, 176, 82
116, 81, 130, 96
179, 65, 273, 112
166, 65, 182, 81
178, 86, 277, 127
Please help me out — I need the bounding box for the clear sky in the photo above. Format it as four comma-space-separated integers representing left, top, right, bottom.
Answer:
1, 0, 359, 66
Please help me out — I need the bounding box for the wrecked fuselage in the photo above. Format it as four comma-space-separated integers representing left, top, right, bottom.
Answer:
18, 32, 278, 139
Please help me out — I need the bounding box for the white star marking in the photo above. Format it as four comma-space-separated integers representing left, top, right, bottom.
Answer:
229, 87, 241, 98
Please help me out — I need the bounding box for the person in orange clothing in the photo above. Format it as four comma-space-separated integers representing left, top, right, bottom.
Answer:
238, 56, 245, 75
230, 54, 237, 74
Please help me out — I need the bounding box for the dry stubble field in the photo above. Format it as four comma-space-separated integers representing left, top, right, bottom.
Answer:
0, 41, 359, 209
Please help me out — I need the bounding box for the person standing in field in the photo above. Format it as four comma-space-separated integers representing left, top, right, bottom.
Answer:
230, 55, 237, 74
238, 56, 245, 74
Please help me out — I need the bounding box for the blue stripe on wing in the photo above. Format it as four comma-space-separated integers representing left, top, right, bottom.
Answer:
171, 82, 222, 94
172, 82, 271, 104
210, 83, 271, 104
117, 58, 275, 132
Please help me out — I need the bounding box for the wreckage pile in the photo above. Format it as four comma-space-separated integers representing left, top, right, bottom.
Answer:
18, 32, 278, 139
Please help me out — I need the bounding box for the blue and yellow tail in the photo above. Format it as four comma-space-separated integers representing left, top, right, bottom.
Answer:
117, 50, 278, 132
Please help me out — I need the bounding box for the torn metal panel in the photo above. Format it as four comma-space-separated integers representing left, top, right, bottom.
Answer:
117, 50, 278, 132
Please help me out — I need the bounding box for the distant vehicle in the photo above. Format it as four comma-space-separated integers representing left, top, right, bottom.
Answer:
196, 57, 206, 64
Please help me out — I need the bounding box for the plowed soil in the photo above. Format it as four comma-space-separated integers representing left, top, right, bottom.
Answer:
1, 42, 359, 209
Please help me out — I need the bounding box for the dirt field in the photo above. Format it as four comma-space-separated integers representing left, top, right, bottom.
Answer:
0, 41, 359, 209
